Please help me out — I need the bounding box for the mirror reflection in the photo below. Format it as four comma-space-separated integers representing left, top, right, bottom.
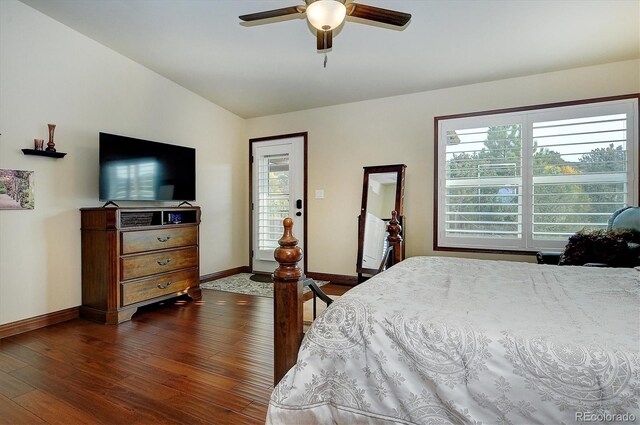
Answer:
362, 172, 397, 269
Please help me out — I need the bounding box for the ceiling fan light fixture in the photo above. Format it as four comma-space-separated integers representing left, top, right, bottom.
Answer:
306, 0, 346, 31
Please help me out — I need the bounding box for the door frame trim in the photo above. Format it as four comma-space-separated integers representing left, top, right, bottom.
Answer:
249, 132, 308, 274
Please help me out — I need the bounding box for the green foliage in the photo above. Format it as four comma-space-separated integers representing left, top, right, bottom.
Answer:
576, 144, 627, 216
446, 126, 625, 239
532, 144, 566, 175
579, 143, 626, 173
21, 187, 35, 209
479, 125, 522, 165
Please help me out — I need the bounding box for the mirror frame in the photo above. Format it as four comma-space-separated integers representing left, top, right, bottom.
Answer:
356, 164, 406, 278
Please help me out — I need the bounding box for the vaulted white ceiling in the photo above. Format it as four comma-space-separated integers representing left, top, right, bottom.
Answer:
20, 0, 640, 118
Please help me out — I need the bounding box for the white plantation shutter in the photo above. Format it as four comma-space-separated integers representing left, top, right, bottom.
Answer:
437, 98, 638, 252
257, 154, 290, 256
444, 125, 523, 246
531, 113, 629, 240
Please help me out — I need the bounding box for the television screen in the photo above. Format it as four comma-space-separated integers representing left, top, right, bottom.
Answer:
99, 133, 196, 201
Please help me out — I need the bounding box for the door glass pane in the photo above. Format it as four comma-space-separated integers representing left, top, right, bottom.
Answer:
258, 154, 290, 251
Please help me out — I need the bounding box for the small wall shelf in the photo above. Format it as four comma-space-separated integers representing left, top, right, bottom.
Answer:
22, 149, 67, 159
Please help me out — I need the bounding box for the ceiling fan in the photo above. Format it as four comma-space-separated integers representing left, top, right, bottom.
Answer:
239, 0, 412, 51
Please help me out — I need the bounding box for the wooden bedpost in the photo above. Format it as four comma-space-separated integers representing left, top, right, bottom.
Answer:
388, 210, 403, 265
273, 217, 304, 385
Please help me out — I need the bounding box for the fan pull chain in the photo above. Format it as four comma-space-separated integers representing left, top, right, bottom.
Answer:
324, 53, 328, 68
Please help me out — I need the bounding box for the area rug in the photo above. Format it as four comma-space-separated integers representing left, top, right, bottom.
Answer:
200, 273, 327, 298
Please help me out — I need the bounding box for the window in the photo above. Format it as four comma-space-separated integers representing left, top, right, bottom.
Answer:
435, 96, 638, 252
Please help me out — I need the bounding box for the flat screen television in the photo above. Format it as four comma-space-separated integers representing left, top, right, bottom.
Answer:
99, 132, 196, 202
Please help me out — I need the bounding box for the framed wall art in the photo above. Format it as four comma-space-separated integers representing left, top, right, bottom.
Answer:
0, 169, 34, 210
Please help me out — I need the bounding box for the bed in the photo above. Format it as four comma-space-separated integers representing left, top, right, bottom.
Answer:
268, 253, 639, 424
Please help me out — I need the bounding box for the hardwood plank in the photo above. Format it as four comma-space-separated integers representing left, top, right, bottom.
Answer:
101, 381, 211, 425
119, 374, 182, 401
168, 392, 264, 425
231, 381, 274, 404
12, 390, 101, 425
242, 400, 270, 421
1, 341, 77, 380
119, 349, 241, 392
0, 393, 46, 425
10, 328, 188, 388
207, 351, 273, 379
5, 337, 131, 384
0, 369, 35, 399
160, 374, 254, 413
9, 366, 139, 424
0, 349, 28, 373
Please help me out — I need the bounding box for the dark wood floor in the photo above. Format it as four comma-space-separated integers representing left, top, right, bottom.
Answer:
0, 284, 350, 425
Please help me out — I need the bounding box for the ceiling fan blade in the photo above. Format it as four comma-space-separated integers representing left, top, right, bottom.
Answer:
239, 6, 305, 22
346, 3, 411, 27
317, 29, 333, 50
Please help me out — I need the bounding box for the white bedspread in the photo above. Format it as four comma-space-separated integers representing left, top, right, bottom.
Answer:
267, 256, 640, 424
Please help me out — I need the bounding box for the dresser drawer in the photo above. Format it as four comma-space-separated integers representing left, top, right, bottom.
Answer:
121, 226, 197, 255
121, 247, 198, 281
121, 268, 198, 306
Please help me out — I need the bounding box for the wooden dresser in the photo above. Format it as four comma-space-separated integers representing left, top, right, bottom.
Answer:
80, 207, 201, 324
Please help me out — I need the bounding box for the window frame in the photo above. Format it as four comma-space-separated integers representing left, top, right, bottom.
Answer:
434, 94, 639, 255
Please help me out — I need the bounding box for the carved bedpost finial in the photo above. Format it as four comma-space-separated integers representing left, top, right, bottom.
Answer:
273, 217, 304, 385
274, 217, 303, 281
388, 211, 402, 242
387, 210, 403, 265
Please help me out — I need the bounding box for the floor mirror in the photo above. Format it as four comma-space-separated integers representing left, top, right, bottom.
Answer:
356, 164, 406, 282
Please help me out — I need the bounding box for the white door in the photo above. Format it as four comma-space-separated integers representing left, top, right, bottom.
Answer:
251, 135, 305, 273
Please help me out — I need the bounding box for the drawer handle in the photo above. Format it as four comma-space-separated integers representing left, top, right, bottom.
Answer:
156, 259, 171, 266
157, 280, 173, 289
157, 236, 171, 242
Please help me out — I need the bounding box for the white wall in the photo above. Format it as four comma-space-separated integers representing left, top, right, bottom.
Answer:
0, 0, 248, 325
247, 60, 640, 276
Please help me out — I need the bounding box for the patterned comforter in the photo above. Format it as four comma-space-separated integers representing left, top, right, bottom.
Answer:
267, 256, 640, 424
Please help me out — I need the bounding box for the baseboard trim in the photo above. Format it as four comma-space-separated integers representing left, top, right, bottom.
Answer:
307, 272, 358, 286
200, 266, 251, 283
0, 306, 80, 339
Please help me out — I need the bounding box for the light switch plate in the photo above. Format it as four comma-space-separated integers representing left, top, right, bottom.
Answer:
315, 189, 324, 199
